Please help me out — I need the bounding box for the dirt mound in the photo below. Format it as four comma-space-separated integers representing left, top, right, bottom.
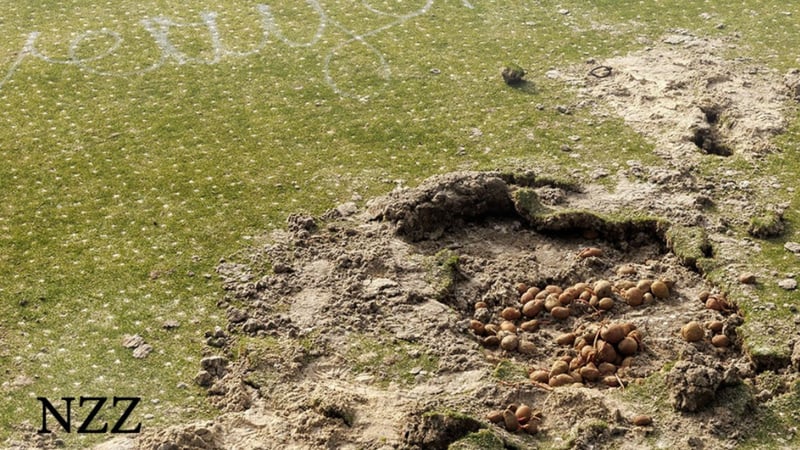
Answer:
566, 31, 793, 160
98, 170, 766, 450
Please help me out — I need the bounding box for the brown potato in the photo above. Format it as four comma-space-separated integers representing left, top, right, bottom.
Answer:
593, 280, 613, 298
550, 360, 569, 376
501, 307, 522, 321
617, 337, 638, 356
596, 340, 618, 363
487, 410, 504, 423
650, 280, 669, 299
500, 321, 517, 332
515, 404, 532, 422
601, 323, 627, 344
529, 369, 550, 384
707, 320, 724, 333
625, 287, 644, 306
520, 319, 540, 332
632, 414, 652, 426
681, 321, 704, 342
503, 409, 520, 432
550, 306, 570, 320
500, 335, 519, 351
711, 334, 730, 348
549, 373, 576, 387
580, 363, 601, 382
522, 300, 544, 318
598, 297, 614, 311
555, 332, 577, 346
518, 339, 536, 355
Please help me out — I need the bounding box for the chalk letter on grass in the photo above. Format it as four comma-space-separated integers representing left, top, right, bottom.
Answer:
0, 32, 39, 90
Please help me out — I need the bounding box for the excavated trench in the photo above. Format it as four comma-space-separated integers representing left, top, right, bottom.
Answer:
690, 104, 732, 156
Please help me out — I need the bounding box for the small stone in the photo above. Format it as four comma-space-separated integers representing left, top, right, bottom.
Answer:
558, 8, 570, 15
336, 202, 358, 217
208, 380, 228, 395
121, 334, 145, 349
687, 437, 704, 448
755, 389, 773, 402
273, 263, 293, 274
778, 278, 798, 290
132, 344, 153, 359
785, 242, 800, 254
200, 355, 229, 377
242, 318, 267, 333
195, 370, 214, 387
162, 320, 180, 330
738, 272, 757, 284
227, 308, 248, 323
545, 69, 560, 79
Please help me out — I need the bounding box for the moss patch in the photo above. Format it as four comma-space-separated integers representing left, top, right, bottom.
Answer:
491, 360, 529, 382
346, 334, 438, 387
427, 249, 462, 301
449, 429, 506, 450
665, 225, 713, 270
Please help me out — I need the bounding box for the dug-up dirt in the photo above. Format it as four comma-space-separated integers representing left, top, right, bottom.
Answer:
102, 170, 767, 450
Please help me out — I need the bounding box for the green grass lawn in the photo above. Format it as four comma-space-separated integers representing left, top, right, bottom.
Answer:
1, 0, 800, 446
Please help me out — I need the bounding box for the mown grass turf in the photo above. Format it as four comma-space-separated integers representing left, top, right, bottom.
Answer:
1, 0, 800, 446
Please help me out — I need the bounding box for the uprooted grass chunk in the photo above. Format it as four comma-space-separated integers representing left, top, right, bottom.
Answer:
502, 63, 526, 85
449, 430, 506, 450
665, 225, 713, 270
747, 211, 785, 238
370, 172, 514, 241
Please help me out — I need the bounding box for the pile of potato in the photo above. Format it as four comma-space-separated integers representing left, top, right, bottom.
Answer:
467, 276, 679, 389
529, 321, 642, 388
486, 403, 540, 434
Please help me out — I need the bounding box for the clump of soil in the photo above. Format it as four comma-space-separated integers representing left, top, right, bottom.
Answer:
502, 64, 526, 85
105, 170, 763, 450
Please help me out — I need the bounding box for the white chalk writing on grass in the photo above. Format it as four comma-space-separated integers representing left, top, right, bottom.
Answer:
1, 0, 475, 99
